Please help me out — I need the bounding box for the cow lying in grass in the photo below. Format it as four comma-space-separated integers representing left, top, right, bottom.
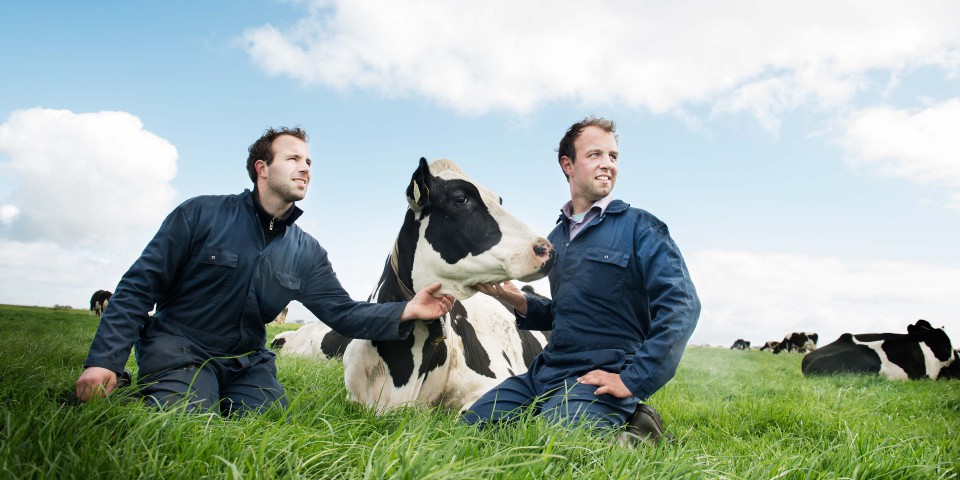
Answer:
801, 320, 959, 380
276, 158, 555, 413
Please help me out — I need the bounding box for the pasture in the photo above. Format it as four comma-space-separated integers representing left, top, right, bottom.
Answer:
1, 304, 957, 479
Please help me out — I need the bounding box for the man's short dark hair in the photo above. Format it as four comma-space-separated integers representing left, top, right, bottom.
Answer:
246, 127, 309, 183
557, 117, 617, 179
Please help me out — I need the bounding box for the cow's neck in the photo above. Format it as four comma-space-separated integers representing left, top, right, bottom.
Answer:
373, 209, 420, 302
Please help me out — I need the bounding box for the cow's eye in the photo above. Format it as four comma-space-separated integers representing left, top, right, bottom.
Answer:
453, 195, 467, 205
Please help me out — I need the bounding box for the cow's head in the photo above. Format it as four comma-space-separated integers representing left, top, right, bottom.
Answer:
404, 158, 554, 299
907, 319, 956, 363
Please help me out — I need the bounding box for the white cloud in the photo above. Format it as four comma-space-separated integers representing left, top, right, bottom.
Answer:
0, 205, 18, 225
0, 108, 178, 246
688, 250, 960, 347
0, 108, 179, 309
242, 1, 960, 123
840, 98, 960, 187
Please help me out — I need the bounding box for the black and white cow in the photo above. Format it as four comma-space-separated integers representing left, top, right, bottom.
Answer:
802, 320, 959, 380
271, 321, 351, 359
771, 332, 818, 354
730, 339, 750, 350
278, 158, 555, 413
759, 340, 780, 351
89, 290, 112, 317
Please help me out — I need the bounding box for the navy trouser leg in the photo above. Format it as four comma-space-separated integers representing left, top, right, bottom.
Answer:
461, 373, 540, 426
219, 354, 287, 417
539, 378, 636, 430
138, 363, 221, 414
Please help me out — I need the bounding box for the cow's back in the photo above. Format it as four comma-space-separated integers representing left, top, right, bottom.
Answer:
801, 334, 881, 376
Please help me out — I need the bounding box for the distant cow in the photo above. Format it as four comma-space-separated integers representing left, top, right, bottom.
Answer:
759, 340, 780, 351
271, 321, 351, 359
730, 339, 750, 350
282, 159, 555, 413
269, 306, 289, 325
802, 320, 959, 380
771, 332, 818, 354
89, 290, 112, 317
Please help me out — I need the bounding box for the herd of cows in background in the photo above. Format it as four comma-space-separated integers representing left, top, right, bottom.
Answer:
730, 320, 960, 381
85, 158, 959, 416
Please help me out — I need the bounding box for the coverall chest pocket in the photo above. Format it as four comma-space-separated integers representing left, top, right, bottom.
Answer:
269, 271, 301, 305
578, 246, 630, 304
181, 246, 238, 304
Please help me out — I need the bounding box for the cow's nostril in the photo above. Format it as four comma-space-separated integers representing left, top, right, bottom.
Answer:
533, 244, 546, 256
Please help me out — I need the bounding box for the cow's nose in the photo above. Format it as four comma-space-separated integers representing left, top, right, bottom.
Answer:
533, 240, 554, 259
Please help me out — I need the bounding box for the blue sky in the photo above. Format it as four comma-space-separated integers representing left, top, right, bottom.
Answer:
2, 1, 959, 348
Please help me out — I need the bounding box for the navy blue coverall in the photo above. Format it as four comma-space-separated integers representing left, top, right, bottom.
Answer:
463, 200, 700, 429
84, 190, 407, 415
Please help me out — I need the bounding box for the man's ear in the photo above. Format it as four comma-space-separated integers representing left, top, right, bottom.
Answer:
255, 159, 269, 178
560, 156, 574, 177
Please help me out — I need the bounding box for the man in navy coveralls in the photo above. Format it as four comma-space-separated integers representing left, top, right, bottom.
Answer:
76, 127, 454, 416
465, 117, 700, 436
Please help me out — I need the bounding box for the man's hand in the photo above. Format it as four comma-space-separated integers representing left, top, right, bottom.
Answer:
473, 281, 527, 315
401, 282, 455, 321
75, 367, 118, 402
577, 369, 634, 398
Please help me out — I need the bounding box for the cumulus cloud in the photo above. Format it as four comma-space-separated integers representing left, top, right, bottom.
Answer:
0, 108, 178, 246
0, 108, 179, 309
0, 205, 19, 225
688, 250, 960, 347
242, 1, 960, 124
840, 98, 960, 188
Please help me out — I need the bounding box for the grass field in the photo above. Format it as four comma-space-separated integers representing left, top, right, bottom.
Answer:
1, 304, 958, 479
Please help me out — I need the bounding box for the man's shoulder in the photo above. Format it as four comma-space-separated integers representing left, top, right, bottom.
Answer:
609, 200, 666, 228
177, 191, 249, 210
283, 224, 325, 253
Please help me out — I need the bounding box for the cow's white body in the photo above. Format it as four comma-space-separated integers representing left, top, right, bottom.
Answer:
344, 293, 548, 412
272, 321, 333, 358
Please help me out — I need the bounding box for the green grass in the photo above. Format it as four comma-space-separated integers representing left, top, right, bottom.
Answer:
1, 304, 958, 479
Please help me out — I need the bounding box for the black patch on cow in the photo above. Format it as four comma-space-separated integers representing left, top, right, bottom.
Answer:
449, 302, 496, 378
370, 209, 420, 303
801, 333, 882, 376
878, 337, 929, 379
321, 330, 353, 359
517, 328, 544, 367
420, 172, 502, 264
501, 351, 513, 369
373, 333, 417, 388
418, 319, 448, 379
908, 319, 954, 362
940, 351, 960, 379
270, 337, 286, 349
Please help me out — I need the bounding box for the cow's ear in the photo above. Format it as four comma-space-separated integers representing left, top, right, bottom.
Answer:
406, 157, 432, 210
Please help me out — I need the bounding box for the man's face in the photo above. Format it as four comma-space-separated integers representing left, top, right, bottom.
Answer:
561, 125, 618, 203
262, 135, 311, 202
